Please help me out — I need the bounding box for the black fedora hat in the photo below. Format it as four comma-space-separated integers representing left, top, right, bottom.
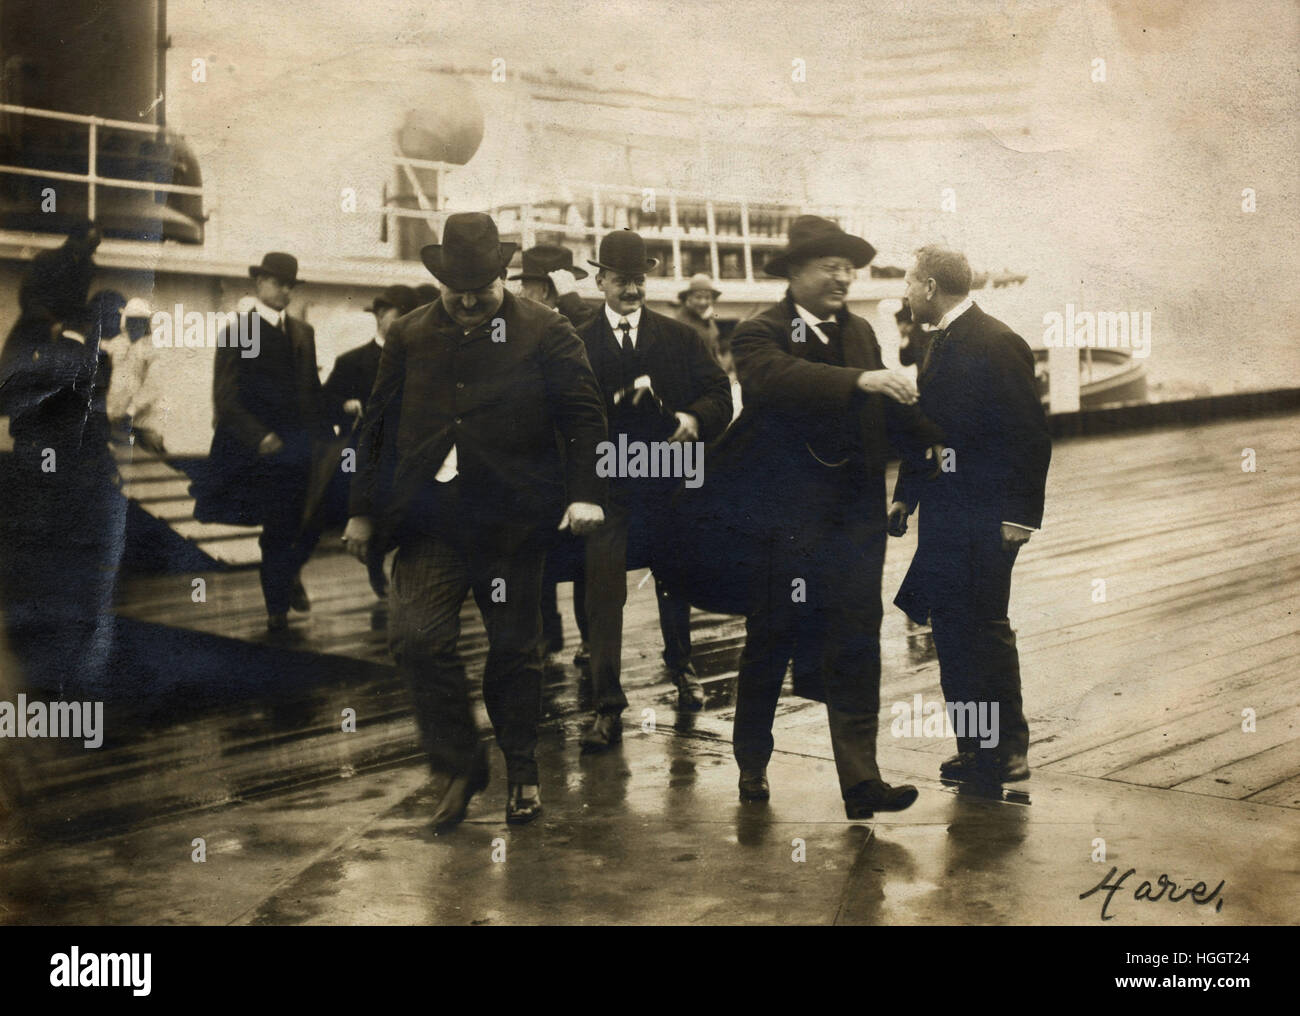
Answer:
588, 229, 658, 275
249, 251, 302, 286
367, 284, 418, 316
763, 216, 875, 278
510, 244, 589, 282
420, 213, 516, 292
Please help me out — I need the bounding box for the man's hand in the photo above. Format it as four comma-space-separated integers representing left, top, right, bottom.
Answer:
1001, 523, 1033, 552
342, 516, 374, 562
669, 411, 699, 443
857, 369, 918, 405
558, 502, 604, 536
888, 500, 911, 537
925, 442, 946, 479
257, 432, 285, 456
548, 269, 578, 297
343, 399, 363, 417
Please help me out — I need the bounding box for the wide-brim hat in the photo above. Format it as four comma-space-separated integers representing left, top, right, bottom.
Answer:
678, 273, 722, 302
511, 244, 588, 282
249, 251, 302, 286
420, 212, 517, 292
763, 216, 875, 278
588, 229, 658, 275
367, 284, 418, 316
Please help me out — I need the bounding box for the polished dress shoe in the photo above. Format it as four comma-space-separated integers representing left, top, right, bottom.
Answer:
506, 783, 543, 825
671, 666, 706, 711
738, 768, 770, 802
579, 712, 622, 752
430, 745, 490, 833
289, 579, 311, 613
988, 751, 1030, 783
843, 779, 919, 819
939, 751, 983, 779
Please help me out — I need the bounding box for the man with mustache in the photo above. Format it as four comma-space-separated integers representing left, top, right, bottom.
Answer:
574, 230, 732, 751
665, 216, 944, 818
891, 245, 1051, 784
343, 213, 607, 829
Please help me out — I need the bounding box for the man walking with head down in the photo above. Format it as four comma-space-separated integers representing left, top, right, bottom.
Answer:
343, 213, 608, 830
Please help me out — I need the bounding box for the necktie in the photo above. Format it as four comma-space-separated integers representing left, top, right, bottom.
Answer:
618, 319, 636, 385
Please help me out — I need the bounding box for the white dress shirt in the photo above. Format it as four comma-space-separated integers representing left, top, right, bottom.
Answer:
792, 302, 836, 345
604, 304, 643, 348
253, 299, 285, 329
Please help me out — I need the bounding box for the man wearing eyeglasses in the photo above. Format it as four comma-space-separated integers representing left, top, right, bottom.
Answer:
669, 215, 945, 818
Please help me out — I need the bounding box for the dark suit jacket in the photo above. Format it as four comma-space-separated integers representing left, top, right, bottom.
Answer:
555, 292, 600, 331
892, 303, 1051, 623
578, 305, 732, 453
655, 292, 943, 614
349, 291, 607, 549
193, 312, 327, 525
322, 339, 382, 429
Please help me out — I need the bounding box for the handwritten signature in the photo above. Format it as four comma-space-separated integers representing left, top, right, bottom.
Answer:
1080, 866, 1225, 921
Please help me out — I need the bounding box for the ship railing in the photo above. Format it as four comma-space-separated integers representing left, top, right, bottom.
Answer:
0, 102, 204, 224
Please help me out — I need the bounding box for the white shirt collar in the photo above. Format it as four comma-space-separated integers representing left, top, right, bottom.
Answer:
793, 301, 835, 344
937, 296, 975, 332
604, 303, 643, 341
374, 333, 385, 349
254, 300, 284, 328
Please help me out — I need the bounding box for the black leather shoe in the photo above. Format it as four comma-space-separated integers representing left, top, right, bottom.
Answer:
266, 612, 289, 633
939, 751, 982, 779
289, 579, 311, 613
672, 667, 706, 710
506, 783, 543, 825
844, 779, 919, 819
580, 712, 623, 752
738, 768, 770, 802
988, 751, 1030, 783
430, 745, 490, 833
573, 641, 591, 667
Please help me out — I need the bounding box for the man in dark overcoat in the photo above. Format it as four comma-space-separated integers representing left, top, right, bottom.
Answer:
891, 245, 1051, 784
342, 213, 607, 829
204, 252, 330, 633
574, 230, 732, 752
658, 216, 944, 818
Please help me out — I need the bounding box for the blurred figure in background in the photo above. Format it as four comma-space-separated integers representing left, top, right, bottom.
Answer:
675, 273, 723, 367
102, 296, 167, 455
320, 283, 418, 598
0, 254, 122, 694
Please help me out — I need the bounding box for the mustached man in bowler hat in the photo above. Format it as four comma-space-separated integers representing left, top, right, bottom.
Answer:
573, 230, 732, 753
203, 252, 331, 634
343, 213, 608, 829
658, 216, 945, 818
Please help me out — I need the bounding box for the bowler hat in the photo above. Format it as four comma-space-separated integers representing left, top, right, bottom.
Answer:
367, 284, 418, 316
249, 251, 302, 286
588, 229, 658, 275
762, 216, 875, 278
678, 272, 722, 303
420, 213, 516, 292
511, 244, 588, 282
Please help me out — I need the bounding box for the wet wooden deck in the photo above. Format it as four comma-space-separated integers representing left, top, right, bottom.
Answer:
61, 408, 1300, 827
